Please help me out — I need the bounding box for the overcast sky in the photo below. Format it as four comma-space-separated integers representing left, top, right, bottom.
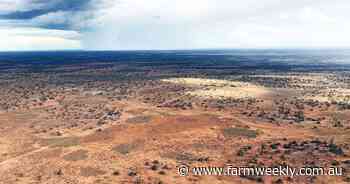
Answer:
0, 0, 349, 51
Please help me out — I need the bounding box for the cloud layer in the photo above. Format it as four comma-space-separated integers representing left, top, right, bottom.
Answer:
0, 0, 349, 50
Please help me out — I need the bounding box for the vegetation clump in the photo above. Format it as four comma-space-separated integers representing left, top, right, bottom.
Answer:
223, 127, 259, 138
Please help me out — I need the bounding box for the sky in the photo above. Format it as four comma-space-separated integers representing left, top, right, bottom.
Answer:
0, 0, 349, 51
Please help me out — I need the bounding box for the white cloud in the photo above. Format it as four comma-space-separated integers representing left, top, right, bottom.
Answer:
83, 0, 350, 50
0, 0, 27, 13
0, 0, 48, 14
31, 11, 71, 25
0, 27, 82, 51
30, 11, 92, 30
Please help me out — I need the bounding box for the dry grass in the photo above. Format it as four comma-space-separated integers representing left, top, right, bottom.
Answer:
112, 143, 139, 155
162, 78, 270, 99
80, 167, 106, 177
222, 127, 259, 138
188, 86, 269, 99
161, 78, 249, 87
63, 149, 88, 161
41, 137, 80, 148
125, 115, 152, 124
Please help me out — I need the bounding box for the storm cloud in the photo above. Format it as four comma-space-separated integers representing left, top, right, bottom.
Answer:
0, 0, 98, 30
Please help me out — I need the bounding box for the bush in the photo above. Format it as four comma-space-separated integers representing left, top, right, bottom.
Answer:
223, 127, 259, 138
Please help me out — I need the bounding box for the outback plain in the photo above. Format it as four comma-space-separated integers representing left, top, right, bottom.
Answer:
0, 51, 350, 184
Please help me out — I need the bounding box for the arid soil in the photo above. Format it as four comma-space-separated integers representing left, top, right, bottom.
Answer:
0, 60, 350, 184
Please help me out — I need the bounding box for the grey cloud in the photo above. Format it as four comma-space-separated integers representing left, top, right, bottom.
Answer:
0, 0, 102, 31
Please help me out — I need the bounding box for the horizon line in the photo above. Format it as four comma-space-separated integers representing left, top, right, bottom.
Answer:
1, 47, 350, 52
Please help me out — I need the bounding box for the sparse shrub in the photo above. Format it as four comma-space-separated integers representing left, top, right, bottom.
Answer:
328, 143, 344, 155
223, 127, 259, 138
112, 143, 138, 155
